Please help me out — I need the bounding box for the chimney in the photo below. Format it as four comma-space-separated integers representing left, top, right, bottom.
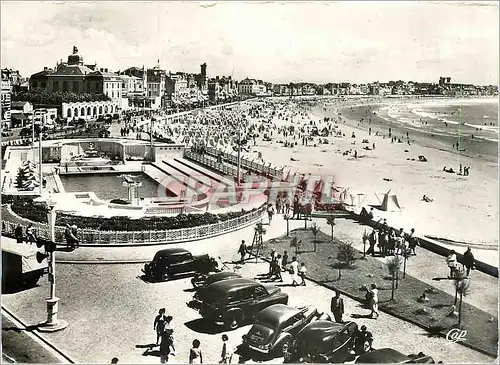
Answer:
44, 67, 48, 71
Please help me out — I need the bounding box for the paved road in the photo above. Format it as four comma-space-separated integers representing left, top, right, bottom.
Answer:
1, 248, 493, 364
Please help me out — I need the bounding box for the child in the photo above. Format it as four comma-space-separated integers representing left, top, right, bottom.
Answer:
189, 339, 203, 364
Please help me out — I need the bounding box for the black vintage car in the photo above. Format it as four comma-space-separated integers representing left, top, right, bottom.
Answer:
188, 272, 242, 310
287, 320, 370, 363
143, 248, 217, 282
191, 270, 241, 289
242, 304, 319, 357
355, 348, 435, 364
199, 278, 289, 330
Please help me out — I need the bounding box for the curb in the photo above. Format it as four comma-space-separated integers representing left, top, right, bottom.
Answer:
56, 259, 148, 265
249, 231, 498, 359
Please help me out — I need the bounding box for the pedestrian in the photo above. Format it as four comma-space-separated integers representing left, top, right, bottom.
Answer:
407, 228, 418, 255
110, 358, 119, 364
353, 325, 373, 355
284, 197, 291, 215
463, 246, 475, 277
365, 283, 379, 319
26, 224, 36, 245
446, 250, 457, 278
237, 240, 247, 264
366, 229, 376, 256
268, 248, 277, 276
299, 262, 307, 286
267, 203, 275, 223
281, 250, 289, 270
290, 256, 299, 286
64, 223, 76, 248
189, 339, 203, 364
153, 308, 167, 346
15, 224, 24, 243
220, 334, 233, 364
164, 316, 176, 355
272, 254, 283, 282
159, 331, 172, 364
330, 291, 345, 323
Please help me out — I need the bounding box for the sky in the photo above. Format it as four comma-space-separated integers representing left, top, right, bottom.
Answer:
1, 1, 498, 85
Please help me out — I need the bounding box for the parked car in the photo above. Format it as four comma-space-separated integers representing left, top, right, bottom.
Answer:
188, 271, 242, 310
355, 348, 435, 364
191, 270, 241, 289
142, 248, 218, 282
287, 320, 369, 363
199, 278, 289, 330
242, 304, 319, 357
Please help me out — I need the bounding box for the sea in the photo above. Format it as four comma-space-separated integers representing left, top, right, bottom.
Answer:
339, 97, 499, 162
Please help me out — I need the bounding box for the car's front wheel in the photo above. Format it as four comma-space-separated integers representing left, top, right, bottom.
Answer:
224, 312, 242, 330
280, 338, 292, 360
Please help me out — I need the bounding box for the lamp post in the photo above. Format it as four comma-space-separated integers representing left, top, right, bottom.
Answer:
284, 212, 290, 237
38, 199, 68, 332
236, 125, 242, 187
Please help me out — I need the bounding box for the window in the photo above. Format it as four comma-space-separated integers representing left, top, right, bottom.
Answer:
253, 286, 268, 299
53, 81, 59, 91
240, 288, 254, 302
73, 81, 78, 92
224, 291, 241, 305
41, 82, 47, 88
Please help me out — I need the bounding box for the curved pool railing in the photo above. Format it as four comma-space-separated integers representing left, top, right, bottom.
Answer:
2, 203, 267, 246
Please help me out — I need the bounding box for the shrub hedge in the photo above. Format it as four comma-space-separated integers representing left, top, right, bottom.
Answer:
4, 196, 258, 232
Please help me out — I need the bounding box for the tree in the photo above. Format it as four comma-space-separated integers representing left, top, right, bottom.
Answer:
290, 236, 302, 257
326, 215, 336, 241
386, 256, 402, 301
336, 242, 356, 280
310, 222, 320, 252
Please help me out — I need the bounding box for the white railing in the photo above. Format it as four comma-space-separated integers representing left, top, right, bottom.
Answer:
2, 204, 266, 246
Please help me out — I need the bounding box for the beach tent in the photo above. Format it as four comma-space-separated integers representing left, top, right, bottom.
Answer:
379, 189, 402, 211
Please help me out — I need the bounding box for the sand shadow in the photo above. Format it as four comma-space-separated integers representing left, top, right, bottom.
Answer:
2, 324, 39, 332
135, 343, 157, 349
184, 318, 227, 335
432, 303, 451, 309
183, 288, 197, 293
141, 349, 161, 357
350, 313, 373, 319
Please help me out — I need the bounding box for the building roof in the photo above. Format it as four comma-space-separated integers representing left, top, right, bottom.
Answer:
53, 64, 94, 76
11, 101, 32, 109
87, 70, 122, 81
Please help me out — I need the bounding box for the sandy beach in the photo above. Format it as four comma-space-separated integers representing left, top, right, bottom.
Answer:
246, 97, 498, 264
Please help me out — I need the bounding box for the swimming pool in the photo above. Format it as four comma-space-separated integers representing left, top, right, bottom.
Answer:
59, 173, 160, 201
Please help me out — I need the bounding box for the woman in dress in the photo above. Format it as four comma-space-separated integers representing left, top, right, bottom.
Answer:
189, 339, 203, 364
366, 283, 379, 319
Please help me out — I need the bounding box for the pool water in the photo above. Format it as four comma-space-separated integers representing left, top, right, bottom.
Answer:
60, 173, 160, 201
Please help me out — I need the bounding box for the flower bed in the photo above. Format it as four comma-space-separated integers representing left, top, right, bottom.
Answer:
5, 195, 258, 232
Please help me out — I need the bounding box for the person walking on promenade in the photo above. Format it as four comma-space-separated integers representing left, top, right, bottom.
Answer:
220, 334, 233, 364
366, 229, 377, 256
281, 250, 289, 270
268, 248, 277, 276
284, 197, 291, 215
237, 240, 247, 264
446, 250, 458, 278
365, 283, 379, 319
159, 330, 172, 364
330, 292, 345, 323
267, 203, 275, 224
164, 316, 176, 355
15, 224, 24, 243
271, 254, 283, 282
299, 262, 307, 286
153, 308, 167, 346
189, 339, 203, 364
290, 256, 300, 286
26, 224, 36, 245
407, 228, 418, 255
463, 247, 475, 277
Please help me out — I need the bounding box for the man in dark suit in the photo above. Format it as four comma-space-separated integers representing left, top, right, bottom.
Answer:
330, 291, 345, 323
